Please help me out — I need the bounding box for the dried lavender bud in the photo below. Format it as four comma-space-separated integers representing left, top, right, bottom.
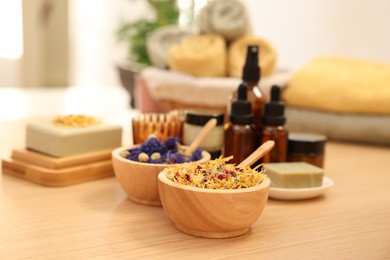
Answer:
142, 138, 165, 154
165, 137, 179, 151
190, 148, 202, 161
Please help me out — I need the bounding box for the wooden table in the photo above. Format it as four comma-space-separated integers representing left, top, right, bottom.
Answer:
1, 88, 390, 259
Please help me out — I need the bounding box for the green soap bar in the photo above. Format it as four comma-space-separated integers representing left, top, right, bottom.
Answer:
26, 120, 122, 157
263, 162, 324, 188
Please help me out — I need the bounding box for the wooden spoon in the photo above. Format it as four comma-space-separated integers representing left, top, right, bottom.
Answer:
182, 118, 217, 157
237, 140, 275, 168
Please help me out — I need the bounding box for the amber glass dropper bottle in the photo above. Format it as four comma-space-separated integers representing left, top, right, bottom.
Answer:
261, 85, 288, 163
224, 83, 257, 165
230, 45, 267, 130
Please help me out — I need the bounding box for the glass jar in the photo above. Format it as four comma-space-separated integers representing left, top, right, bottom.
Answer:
287, 132, 327, 168
183, 110, 224, 159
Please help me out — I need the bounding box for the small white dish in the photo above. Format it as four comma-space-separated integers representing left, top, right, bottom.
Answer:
269, 176, 334, 200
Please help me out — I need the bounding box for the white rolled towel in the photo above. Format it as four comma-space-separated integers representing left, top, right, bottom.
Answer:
146, 25, 194, 69
197, 0, 250, 41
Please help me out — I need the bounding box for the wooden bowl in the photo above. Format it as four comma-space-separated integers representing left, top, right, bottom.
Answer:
112, 146, 210, 206
158, 172, 270, 238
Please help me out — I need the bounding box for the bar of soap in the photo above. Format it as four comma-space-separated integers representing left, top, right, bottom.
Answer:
263, 162, 323, 188
26, 120, 122, 157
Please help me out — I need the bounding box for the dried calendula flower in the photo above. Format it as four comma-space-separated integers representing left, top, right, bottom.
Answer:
164, 156, 267, 189
53, 115, 100, 127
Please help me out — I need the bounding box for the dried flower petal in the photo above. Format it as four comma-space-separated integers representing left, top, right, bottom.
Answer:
164, 156, 266, 189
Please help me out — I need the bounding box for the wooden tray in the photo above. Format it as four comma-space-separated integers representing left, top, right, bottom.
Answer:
1, 158, 114, 187
11, 149, 113, 169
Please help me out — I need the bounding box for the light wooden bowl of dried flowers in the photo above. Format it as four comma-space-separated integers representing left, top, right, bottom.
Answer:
113, 118, 216, 206
157, 141, 274, 238
112, 138, 211, 206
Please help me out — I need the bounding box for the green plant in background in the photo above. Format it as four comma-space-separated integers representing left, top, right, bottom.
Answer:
116, 0, 180, 66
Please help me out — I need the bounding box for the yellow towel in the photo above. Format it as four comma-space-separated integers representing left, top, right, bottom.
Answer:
168, 34, 226, 77
283, 57, 390, 114
228, 36, 277, 78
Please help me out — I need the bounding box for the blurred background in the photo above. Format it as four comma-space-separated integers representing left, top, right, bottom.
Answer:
0, 0, 389, 88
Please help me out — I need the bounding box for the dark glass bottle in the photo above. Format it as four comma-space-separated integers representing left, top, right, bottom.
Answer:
224, 83, 257, 164
261, 85, 288, 163
229, 45, 267, 130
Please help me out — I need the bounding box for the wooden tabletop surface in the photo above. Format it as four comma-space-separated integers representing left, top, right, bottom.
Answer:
1, 140, 390, 259
1, 87, 390, 259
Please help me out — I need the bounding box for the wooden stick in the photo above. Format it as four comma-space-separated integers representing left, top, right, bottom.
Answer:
238, 140, 275, 168
184, 118, 217, 157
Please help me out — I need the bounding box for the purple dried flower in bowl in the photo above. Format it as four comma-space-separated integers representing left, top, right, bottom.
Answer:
126, 137, 202, 164
112, 141, 211, 206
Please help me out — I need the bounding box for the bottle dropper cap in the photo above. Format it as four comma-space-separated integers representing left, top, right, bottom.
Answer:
230, 83, 253, 125
242, 45, 261, 83
262, 85, 286, 126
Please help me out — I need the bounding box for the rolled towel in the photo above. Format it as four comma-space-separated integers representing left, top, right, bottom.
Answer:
283, 57, 390, 114
146, 25, 194, 69
197, 0, 250, 41
168, 34, 226, 77
286, 107, 390, 145
228, 36, 277, 78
